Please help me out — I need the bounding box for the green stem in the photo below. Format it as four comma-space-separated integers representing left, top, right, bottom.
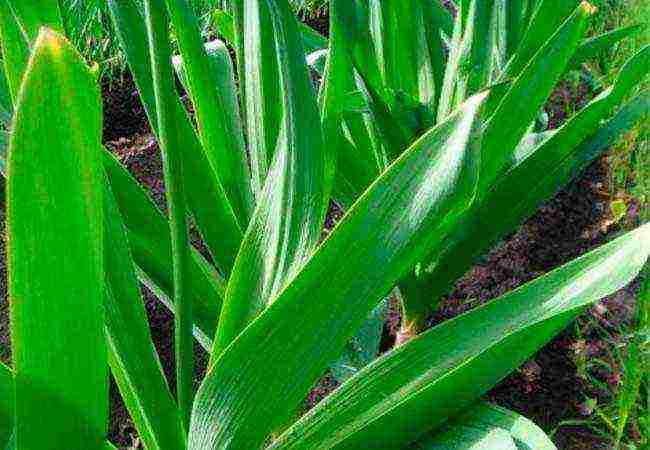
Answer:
144, 0, 194, 430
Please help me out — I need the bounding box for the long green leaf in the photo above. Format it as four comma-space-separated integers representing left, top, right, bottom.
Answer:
452, 0, 498, 106
506, 0, 582, 77
145, 0, 194, 427
569, 25, 642, 70
164, 0, 253, 226
3, 0, 62, 40
188, 92, 487, 450
1, 0, 229, 349
412, 85, 649, 313
241, 0, 283, 194
0, 0, 30, 102
107, 0, 243, 275
104, 179, 186, 450
212, 0, 332, 355
324, 0, 382, 207
7, 29, 106, 449
480, 2, 592, 188
271, 224, 650, 449
102, 152, 224, 350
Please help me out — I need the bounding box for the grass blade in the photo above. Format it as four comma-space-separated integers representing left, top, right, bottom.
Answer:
7, 29, 106, 449
271, 225, 649, 449
188, 92, 487, 450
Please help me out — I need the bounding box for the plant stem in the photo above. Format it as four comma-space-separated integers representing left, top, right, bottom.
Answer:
144, 0, 194, 430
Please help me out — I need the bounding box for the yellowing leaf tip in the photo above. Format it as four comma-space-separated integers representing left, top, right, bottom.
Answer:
580, 1, 598, 15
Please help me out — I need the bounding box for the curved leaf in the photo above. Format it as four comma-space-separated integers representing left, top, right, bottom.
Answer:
188, 92, 487, 450
412, 403, 555, 450
271, 224, 649, 449
212, 0, 331, 355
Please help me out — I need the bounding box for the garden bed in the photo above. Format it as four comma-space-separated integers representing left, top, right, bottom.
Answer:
0, 5, 646, 449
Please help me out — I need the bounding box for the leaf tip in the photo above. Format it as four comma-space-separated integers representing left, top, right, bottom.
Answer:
34, 27, 65, 56
580, 1, 598, 16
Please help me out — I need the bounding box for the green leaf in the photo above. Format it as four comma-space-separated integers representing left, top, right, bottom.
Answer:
505, 0, 533, 59
164, 0, 253, 226
271, 224, 650, 449
144, 0, 194, 427
212, 0, 332, 355
102, 152, 224, 350
0, 0, 30, 102
569, 25, 642, 70
412, 86, 649, 313
480, 2, 592, 188
329, 300, 387, 383
188, 92, 487, 450
107, 0, 244, 275
3, 0, 62, 41
0, 363, 12, 445
505, 0, 582, 77
452, 0, 499, 107
324, 0, 383, 208
7, 29, 106, 449
240, 0, 283, 194
104, 179, 186, 450
412, 403, 555, 450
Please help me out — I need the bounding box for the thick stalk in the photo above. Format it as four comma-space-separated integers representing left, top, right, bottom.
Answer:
144, 0, 193, 429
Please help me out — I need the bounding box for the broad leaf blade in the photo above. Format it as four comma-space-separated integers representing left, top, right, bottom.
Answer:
7, 29, 106, 449
271, 225, 650, 449
188, 92, 487, 450
241, 0, 283, 194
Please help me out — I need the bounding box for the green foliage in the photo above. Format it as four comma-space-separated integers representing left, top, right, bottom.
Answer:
0, 1, 648, 449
